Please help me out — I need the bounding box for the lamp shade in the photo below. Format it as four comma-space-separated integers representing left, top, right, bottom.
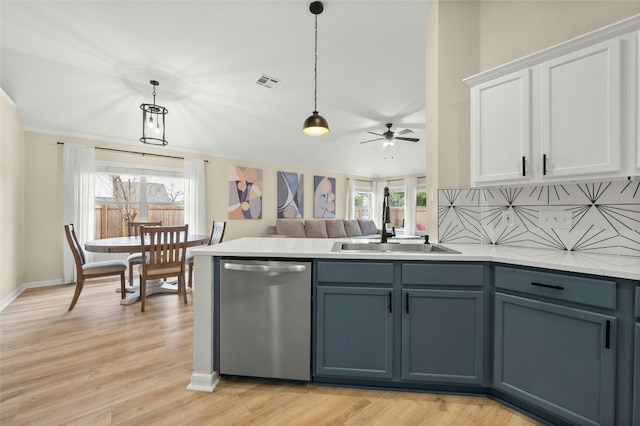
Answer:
140, 80, 168, 146
302, 111, 330, 135
302, 2, 329, 136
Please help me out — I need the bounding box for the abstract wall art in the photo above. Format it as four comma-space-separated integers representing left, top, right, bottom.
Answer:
277, 171, 304, 218
314, 175, 336, 218
228, 165, 263, 219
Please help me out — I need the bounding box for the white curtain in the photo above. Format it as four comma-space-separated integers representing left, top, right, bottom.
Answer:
404, 177, 417, 236
63, 143, 95, 283
346, 178, 356, 220
184, 158, 206, 235
372, 180, 387, 228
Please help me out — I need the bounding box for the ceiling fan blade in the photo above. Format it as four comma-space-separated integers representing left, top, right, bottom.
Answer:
396, 129, 413, 135
394, 137, 420, 142
367, 132, 384, 136
359, 138, 384, 144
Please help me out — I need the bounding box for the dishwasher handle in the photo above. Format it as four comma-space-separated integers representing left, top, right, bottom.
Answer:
223, 262, 307, 274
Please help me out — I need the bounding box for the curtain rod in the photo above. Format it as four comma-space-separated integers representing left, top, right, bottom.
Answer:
57, 142, 208, 163
352, 176, 427, 184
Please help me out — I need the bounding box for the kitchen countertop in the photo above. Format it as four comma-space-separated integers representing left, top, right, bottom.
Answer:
191, 237, 640, 281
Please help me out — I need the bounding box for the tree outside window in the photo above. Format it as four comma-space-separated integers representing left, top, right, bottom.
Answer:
388, 189, 405, 228
354, 191, 372, 219
416, 188, 427, 232
95, 173, 184, 238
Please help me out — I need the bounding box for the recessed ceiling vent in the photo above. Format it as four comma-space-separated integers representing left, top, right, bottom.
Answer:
256, 74, 280, 88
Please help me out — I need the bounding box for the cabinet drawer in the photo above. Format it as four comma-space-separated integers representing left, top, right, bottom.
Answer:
635, 287, 640, 318
316, 261, 393, 284
495, 266, 616, 310
402, 264, 484, 287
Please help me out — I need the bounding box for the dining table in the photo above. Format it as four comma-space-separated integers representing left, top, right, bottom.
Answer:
84, 234, 210, 305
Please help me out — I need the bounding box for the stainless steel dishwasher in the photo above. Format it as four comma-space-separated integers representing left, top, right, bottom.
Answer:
219, 259, 311, 381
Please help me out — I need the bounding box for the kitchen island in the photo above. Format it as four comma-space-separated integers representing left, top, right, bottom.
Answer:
188, 237, 640, 425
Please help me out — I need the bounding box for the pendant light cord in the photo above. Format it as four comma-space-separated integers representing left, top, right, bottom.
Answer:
313, 13, 318, 112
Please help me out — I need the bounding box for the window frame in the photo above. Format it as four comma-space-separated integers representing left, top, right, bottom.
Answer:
94, 162, 185, 238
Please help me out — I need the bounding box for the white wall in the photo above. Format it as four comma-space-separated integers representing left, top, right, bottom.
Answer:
22, 131, 354, 285
1, 90, 26, 303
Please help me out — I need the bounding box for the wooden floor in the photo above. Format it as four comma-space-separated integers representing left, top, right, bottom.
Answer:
0, 279, 541, 425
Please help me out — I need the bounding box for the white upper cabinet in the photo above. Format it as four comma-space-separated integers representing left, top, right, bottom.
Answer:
539, 38, 621, 179
471, 70, 531, 186
465, 15, 640, 188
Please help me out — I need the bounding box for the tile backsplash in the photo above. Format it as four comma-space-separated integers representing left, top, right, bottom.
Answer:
438, 178, 640, 257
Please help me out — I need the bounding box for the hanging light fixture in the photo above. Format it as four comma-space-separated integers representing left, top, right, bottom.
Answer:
302, 1, 330, 136
140, 80, 168, 146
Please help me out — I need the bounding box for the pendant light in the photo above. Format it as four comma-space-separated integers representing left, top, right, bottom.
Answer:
302, 1, 330, 136
140, 80, 168, 146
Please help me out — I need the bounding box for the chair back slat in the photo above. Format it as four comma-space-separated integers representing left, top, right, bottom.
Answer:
209, 221, 226, 245
127, 221, 162, 237
140, 225, 188, 279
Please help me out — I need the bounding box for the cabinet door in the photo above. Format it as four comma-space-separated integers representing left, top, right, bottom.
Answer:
634, 323, 640, 426
315, 286, 393, 379
470, 69, 531, 186
539, 38, 621, 179
402, 289, 484, 384
494, 293, 616, 426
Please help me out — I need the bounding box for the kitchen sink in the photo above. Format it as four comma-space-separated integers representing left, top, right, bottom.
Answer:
332, 242, 461, 254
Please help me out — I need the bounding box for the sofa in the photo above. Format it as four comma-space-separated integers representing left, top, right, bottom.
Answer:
266, 219, 381, 238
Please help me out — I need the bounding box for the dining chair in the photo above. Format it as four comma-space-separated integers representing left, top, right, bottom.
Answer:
64, 224, 127, 311
138, 224, 189, 312
126, 221, 162, 286
187, 221, 226, 288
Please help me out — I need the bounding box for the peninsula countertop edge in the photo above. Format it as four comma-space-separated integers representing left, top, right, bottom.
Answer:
189, 237, 640, 281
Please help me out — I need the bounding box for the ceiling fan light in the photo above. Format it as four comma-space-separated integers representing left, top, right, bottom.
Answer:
302, 111, 330, 135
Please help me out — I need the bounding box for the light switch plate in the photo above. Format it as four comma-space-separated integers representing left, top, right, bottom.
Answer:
539, 210, 572, 229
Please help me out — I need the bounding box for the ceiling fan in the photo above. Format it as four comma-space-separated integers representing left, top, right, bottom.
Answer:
359, 123, 420, 147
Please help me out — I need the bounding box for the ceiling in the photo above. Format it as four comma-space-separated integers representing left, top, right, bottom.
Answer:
1, 0, 429, 178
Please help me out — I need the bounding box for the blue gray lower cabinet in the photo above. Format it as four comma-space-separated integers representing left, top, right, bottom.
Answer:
314, 260, 487, 385
310, 259, 638, 425
494, 293, 616, 426
401, 289, 484, 384
315, 286, 393, 379
635, 322, 640, 426
315, 261, 394, 379
634, 287, 640, 425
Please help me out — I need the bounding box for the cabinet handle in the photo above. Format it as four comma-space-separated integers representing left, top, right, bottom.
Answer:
388, 292, 392, 313
522, 156, 526, 177
605, 320, 611, 349
530, 282, 564, 291
405, 293, 409, 314
543, 154, 547, 176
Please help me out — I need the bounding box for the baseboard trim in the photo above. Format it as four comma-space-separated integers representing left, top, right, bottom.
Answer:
1, 279, 65, 312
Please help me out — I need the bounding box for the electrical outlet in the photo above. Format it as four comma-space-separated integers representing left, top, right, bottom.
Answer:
502, 210, 515, 227
539, 210, 572, 229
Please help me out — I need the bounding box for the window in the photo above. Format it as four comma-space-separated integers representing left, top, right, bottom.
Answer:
387, 182, 405, 229
384, 178, 428, 233
353, 180, 374, 220
94, 164, 184, 238
416, 180, 427, 233
354, 191, 372, 219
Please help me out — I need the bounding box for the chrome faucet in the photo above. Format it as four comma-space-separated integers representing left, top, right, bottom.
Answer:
381, 187, 391, 243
